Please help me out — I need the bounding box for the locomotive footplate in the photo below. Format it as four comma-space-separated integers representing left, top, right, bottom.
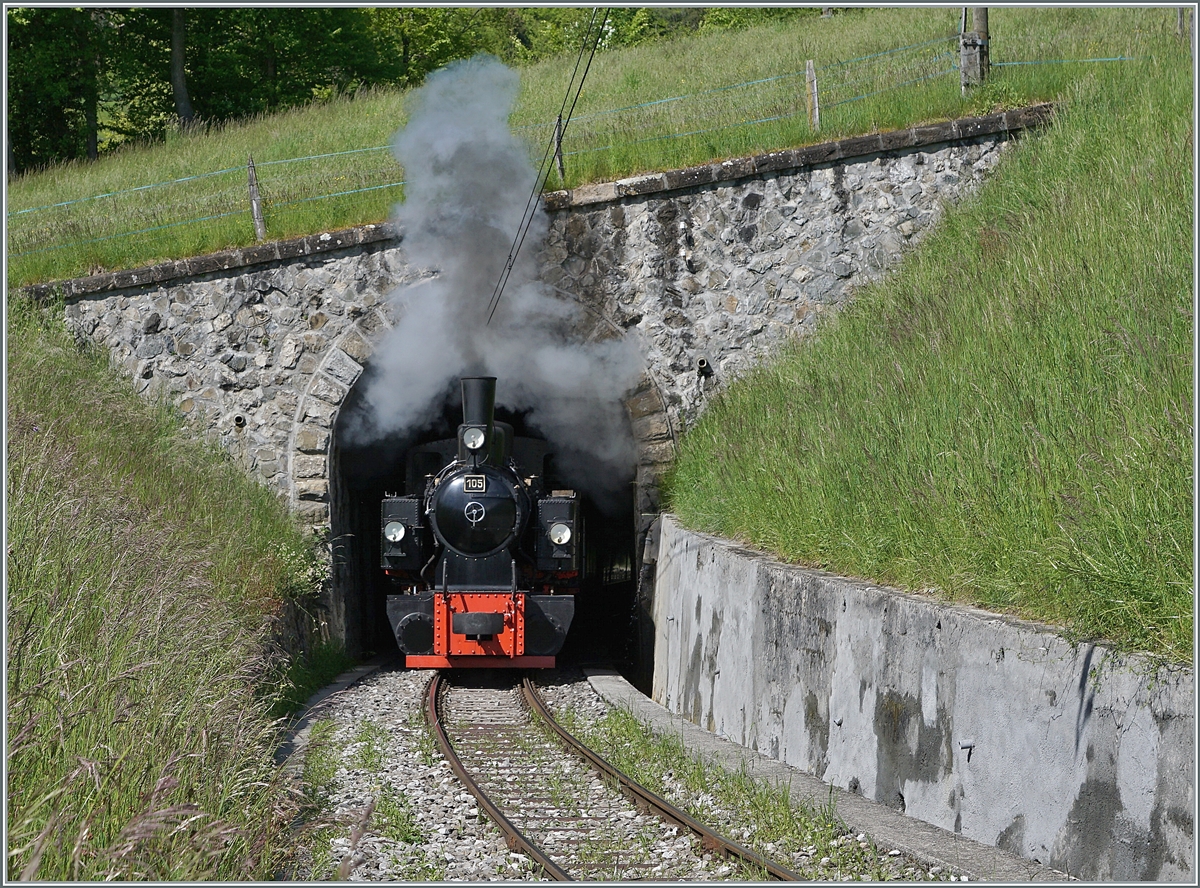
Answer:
387, 592, 574, 669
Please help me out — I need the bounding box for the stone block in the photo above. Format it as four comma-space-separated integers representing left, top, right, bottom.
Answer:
617, 173, 667, 197
632, 412, 672, 443
308, 374, 347, 405
293, 455, 326, 479
304, 400, 336, 426
716, 156, 756, 180
569, 182, 619, 206
663, 165, 716, 192
625, 386, 665, 419
638, 439, 677, 466
295, 502, 330, 523
295, 425, 330, 453
323, 348, 363, 386
296, 479, 328, 500
337, 329, 372, 363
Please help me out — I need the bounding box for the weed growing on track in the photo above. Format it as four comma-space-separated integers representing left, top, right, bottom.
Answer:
289, 715, 446, 881
349, 720, 391, 772
567, 707, 943, 881
668, 42, 1194, 662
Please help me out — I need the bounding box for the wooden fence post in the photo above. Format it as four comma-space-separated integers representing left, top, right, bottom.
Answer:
247, 154, 266, 242
973, 7, 990, 83
805, 60, 820, 133
960, 29, 984, 92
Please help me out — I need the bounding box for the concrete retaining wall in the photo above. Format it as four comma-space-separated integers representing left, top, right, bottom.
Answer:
650, 515, 1194, 881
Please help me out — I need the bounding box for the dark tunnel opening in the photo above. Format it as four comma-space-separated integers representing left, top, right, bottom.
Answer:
329, 369, 639, 672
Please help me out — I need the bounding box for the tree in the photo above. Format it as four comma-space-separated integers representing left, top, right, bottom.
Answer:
171, 9, 194, 125
6, 7, 110, 173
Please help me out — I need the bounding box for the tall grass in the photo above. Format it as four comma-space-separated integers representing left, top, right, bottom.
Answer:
5, 6, 1175, 289
668, 43, 1194, 663
5, 297, 335, 879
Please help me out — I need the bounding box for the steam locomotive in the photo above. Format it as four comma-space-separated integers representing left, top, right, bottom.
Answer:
380, 376, 582, 668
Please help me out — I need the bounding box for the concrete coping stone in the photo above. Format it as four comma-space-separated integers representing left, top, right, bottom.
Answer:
20, 222, 401, 304
19, 104, 1053, 303
545, 102, 1054, 210
584, 666, 1070, 883
273, 654, 391, 769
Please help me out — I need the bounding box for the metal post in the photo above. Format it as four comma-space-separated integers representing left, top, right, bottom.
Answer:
806, 60, 820, 133
248, 154, 266, 241
554, 115, 565, 183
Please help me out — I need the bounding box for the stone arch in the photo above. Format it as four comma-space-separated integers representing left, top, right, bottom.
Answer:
285, 285, 676, 526
292, 285, 671, 659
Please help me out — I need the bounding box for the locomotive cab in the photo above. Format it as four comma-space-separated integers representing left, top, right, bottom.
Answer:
382, 376, 579, 668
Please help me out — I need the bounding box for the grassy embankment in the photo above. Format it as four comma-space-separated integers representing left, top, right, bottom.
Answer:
6, 299, 354, 879
6, 6, 1168, 288
668, 43, 1194, 664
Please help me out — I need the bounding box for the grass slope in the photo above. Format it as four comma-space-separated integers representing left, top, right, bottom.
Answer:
668, 47, 1194, 663
6, 6, 1173, 288
5, 300, 352, 879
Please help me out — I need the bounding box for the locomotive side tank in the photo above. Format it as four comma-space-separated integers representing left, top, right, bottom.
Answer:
381, 376, 579, 668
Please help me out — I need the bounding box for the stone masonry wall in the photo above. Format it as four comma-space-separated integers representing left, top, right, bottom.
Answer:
26, 106, 1051, 657
35, 105, 1049, 537
540, 123, 1019, 444
57, 226, 417, 527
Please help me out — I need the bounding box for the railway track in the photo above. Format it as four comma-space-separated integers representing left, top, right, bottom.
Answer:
426, 670, 801, 881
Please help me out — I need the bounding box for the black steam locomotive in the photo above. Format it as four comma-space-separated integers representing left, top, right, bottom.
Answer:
380, 377, 582, 668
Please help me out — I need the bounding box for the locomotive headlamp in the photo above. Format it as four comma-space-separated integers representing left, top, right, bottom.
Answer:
384, 521, 406, 543
463, 427, 486, 451
548, 523, 572, 546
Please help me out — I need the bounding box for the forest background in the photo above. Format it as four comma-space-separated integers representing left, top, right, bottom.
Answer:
6, 5, 810, 175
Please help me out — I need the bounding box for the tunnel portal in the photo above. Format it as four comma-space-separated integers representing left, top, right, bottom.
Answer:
328, 366, 640, 669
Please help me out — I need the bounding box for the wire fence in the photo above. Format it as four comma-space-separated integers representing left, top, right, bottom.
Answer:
6, 30, 1147, 276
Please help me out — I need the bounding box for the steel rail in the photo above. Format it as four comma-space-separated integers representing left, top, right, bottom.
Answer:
424, 672, 571, 880
521, 676, 801, 881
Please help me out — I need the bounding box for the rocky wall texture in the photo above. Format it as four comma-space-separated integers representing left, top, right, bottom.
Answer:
539, 130, 1014, 441
42, 107, 1050, 533
60, 226, 415, 527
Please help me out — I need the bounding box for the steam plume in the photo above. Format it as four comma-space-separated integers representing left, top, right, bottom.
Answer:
342, 55, 643, 506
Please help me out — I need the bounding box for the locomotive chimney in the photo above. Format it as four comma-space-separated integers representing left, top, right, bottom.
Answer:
458, 376, 497, 464
461, 376, 496, 428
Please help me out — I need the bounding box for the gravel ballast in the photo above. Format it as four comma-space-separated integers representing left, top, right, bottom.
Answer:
285, 664, 977, 881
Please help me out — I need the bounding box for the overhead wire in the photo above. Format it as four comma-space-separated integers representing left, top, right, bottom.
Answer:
485, 7, 609, 326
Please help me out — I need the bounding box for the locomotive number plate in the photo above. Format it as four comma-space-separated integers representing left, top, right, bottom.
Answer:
463, 474, 487, 493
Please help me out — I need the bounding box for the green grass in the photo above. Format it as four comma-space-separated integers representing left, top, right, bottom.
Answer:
5, 297, 337, 879
270, 641, 358, 719
290, 717, 442, 881
668, 44, 1194, 663
6, 6, 1175, 289
563, 706, 913, 880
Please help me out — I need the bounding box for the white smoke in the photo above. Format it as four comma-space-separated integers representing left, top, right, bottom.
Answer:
342, 55, 643, 506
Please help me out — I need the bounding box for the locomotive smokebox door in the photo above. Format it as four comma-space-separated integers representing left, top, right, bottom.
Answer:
381, 495, 424, 570
536, 493, 581, 572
